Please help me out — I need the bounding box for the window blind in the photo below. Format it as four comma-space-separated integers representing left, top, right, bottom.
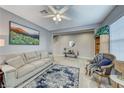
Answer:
110, 16, 124, 61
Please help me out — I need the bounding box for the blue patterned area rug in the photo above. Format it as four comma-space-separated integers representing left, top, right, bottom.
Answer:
24, 64, 79, 88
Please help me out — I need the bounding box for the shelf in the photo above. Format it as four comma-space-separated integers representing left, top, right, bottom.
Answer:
95, 36, 100, 54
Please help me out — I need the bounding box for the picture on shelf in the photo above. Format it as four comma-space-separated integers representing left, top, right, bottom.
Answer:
9, 21, 40, 45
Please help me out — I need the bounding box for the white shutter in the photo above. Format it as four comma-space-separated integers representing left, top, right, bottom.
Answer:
110, 16, 124, 61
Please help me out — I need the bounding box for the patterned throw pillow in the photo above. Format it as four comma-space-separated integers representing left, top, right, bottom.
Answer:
92, 53, 103, 64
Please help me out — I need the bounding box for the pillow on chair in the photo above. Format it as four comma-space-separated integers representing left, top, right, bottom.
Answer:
98, 58, 112, 67
91, 53, 103, 64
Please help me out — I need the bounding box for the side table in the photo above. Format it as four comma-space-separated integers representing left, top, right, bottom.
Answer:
0, 69, 5, 88
110, 75, 124, 88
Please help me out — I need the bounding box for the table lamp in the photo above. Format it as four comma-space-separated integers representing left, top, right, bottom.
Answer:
114, 60, 124, 80
0, 39, 5, 47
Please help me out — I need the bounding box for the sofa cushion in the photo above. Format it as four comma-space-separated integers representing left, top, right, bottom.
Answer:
30, 60, 48, 68
35, 51, 41, 59
24, 52, 39, 63
42, 58, 51, 62
6, 56, 25, 69
42, 52, 49, 59
20, 54, 27, 63
16, 64, 36, 78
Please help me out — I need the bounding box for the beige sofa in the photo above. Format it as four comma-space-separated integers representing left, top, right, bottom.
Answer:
1, 51, 53, 88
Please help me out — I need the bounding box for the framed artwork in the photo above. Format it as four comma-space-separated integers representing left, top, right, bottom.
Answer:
9, 21, 40, 45
95, 25, 109, 37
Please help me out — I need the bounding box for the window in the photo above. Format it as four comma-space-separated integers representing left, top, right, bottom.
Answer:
110, 16, 124, 61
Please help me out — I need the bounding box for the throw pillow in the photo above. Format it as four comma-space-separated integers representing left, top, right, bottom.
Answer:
92, 53, 103, 64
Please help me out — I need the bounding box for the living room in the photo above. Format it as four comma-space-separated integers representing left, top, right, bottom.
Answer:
0, 3, 124, 90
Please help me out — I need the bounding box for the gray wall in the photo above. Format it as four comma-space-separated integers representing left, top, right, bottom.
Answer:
53, 32, 95, 58
102, 6, 124, 26
0, 8, 52, 55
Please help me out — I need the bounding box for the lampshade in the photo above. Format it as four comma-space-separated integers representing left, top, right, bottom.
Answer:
0, 39, 5, 46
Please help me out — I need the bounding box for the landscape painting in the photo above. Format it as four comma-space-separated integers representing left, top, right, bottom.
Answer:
9, 21, 40, 45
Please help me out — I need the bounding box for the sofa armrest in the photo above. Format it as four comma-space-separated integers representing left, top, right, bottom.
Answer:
1, 64, 17, 87
2, 64, 16, 73
48, 54, 54, 62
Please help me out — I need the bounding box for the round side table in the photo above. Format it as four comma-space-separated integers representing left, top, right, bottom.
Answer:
110, 75, 124, 88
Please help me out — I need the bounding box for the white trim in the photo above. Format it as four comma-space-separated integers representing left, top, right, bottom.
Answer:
52, 24, 100, 34
53, 54, 64, 57
78, 56, 93, 60
53, 54, 93, 60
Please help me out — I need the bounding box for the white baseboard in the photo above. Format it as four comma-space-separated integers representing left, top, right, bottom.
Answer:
53, 54, 93, 60
53, 54, 64, 57
78, 56, 93, 60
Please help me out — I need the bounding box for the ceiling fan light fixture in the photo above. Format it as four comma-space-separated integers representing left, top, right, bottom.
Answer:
56, 14, 61, 19
52, 14, 62, 22
43, 6, 71, 23
53, 17, 57, 21
58, 18, 62, 22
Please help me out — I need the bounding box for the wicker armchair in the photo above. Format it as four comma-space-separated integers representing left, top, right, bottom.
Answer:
94, 53, 116, 87
103, 53, 116, 63
94, 63, 113, 87
85, 53, 116, 76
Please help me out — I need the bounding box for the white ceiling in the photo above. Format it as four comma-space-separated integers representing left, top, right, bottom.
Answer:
0, 5, 115, 31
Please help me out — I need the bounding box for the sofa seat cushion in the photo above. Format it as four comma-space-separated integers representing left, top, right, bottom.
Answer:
42, 58, 51, 62
16, 64, 36, 78
5, 56, 25, 69
30, 60, 48, 68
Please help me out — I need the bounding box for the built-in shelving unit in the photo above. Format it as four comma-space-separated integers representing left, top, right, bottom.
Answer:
95, 36, 100, 54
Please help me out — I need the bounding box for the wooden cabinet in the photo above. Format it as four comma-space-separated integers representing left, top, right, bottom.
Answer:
95, 35, 109, 54
100, 35, 109, 53
95, 36, 100, 54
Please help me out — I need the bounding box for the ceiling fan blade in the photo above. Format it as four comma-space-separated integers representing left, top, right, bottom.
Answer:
61, 15, 71, 20
48, 5, 57, 14
59, 6, 69, 14
42, 15, 55, 18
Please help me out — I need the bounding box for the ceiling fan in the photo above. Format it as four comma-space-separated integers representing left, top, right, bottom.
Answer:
42, 5, 71, 23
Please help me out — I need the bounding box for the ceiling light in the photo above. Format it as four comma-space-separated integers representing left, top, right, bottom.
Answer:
53, 17, 57, 21
52, 14, 62, 22
56, 14, 60, 19
58, 18, 62, 22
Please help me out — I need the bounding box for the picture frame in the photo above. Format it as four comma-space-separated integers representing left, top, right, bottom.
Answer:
9, 21, 40, 45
